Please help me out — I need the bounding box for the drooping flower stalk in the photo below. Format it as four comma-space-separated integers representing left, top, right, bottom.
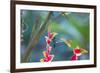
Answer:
40, 32, 58, 62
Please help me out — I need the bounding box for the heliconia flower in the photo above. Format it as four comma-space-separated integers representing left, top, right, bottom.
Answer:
71, 46, 88, 61
47, 46, 52, 54
40, 32, 57, 62
71, 48, 80, 61
48, 32, 53, 39
47, 39, 51, 45
43, 51, 48, 58
71, 54, 78, 60
73, 48, 82, 56
48, 32, 58, 40
44, 55, 54, 62
73, 46, 88, 56
40, 51, 54, 62
45, 36, 52, 45
45, 32, 58, 45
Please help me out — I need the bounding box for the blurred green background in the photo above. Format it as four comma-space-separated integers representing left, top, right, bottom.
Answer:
21, 9, 90, 62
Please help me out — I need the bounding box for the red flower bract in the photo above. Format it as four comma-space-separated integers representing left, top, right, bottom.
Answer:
74, 48, 81, 54
47, 39, 51, 45
44, 55, 54, 62
48, 32, 53, 39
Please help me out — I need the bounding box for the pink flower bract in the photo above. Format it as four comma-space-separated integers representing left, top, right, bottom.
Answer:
71, 55, 78, 60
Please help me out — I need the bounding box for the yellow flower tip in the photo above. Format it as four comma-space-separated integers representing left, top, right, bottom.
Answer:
51, 32, 58, 40
80, 48, 88, 54
40, 59, 44, 62
52, 32, 58, 36
76, 46, 80, 49
66, 40, 72, 47
43, 51, 47, 58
